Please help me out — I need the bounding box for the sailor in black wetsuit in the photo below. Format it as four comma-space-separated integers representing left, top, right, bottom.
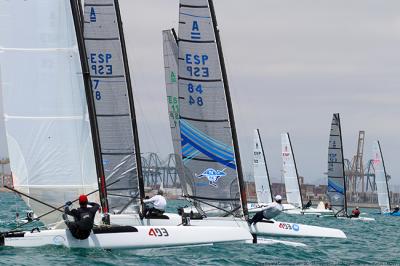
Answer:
63, 195, 100, 240
303, 200, 312, 209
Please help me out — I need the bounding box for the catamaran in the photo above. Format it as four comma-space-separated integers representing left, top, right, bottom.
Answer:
326, 114, 374, 221
150, 0, 346, 239
0, 0, 253, 248
371, 141, 398, 216
281, 133, 333, 216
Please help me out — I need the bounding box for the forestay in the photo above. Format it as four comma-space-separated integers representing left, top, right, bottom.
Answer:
327, 113, 347, 216
83, 0, 142, 213
162, 29, 188, 195
281, 133, 303, 208
372, 141, 391, 213
253, 129, 273, 204
178, 0, 242, 216
0, 0, 98, 227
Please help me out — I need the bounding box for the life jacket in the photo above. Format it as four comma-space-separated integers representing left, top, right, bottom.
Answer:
76, 208, 94, 231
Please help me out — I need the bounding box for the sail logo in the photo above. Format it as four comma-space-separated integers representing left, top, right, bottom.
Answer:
191, 21, 201, 40
372, 153, 380, 165
90, 7, 96, 22
197, 168, 226, 187
170, 71, 177, 83
282, 146, 290, 157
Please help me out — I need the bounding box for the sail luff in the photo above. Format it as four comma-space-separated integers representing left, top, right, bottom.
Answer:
71, 0, 109, 214
379, 142, 391, 211
208, 0, 248, 218
289, 133, 304, 208
113, 0, 145, 203
337, 114, 347, 215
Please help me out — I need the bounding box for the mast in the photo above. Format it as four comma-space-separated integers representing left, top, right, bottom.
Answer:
70, 0, 109, 215
114, 0, 145, 202
336, 114, 347, 215
256, 129, 273, 202
208, 0, 248, 218
287, 133, 304, 208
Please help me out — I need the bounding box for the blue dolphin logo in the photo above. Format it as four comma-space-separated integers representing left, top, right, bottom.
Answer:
197, 168, 226, 187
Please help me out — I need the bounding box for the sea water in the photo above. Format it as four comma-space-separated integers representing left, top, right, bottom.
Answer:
0, 192, 398, 265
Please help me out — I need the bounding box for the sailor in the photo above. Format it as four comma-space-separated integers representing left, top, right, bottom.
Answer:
143, 190, 167, 218
350, 207, 360, 218
248, 195, 284, 225
63, 195, 100, 240
26, 211, 34, 222
391, 205, 400, 214
303, 200, 312, 209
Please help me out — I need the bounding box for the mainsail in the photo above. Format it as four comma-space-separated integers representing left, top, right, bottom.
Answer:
82, 0, 143, 214
253, 129, 273, 204
0, 0, 98, 226
281, 133, 303, 208
327, 113, 347, 216
162, 29, 189, 195
177, 0, 247, 216
372, 140, 391, 213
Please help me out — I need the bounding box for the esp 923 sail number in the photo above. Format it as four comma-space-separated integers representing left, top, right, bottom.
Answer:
148, 227, 169, 237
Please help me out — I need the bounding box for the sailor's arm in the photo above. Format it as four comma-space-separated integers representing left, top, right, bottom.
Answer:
88, 202, 100, 214
143, 196, 156, 204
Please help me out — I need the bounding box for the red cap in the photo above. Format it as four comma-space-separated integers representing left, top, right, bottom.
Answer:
79, 194, 88, 205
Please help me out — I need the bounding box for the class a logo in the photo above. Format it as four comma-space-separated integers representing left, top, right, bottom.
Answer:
197, 168, 226, 187
170, 71, 176, 83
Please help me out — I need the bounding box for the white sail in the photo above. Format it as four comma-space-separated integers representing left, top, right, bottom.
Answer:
162, 29, 188, 194
281, 133, 303, 208
253, 129, 273, 204
177, 0, 243, 216
372, 140, 391, 213
83, 0, 143, 214
0, 0, 98, 227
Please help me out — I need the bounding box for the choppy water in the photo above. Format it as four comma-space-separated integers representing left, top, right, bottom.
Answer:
0, 192, 398, 265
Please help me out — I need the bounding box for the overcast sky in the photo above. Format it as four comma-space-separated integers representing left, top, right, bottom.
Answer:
1, 0, 400, 190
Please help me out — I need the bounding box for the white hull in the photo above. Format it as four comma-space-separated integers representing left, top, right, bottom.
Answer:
336, 216, 375, 221
250, 220, 345, 238
110, 214, 346, 239
2, 225, 252, 249
284, 208, 334, 216
254, 238, 307, 247
248, 203, 334, 216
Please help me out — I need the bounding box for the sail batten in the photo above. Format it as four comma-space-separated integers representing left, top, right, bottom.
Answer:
83, 0, 142, 214
327, 113, 347, 216
177, 0, 244, 216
